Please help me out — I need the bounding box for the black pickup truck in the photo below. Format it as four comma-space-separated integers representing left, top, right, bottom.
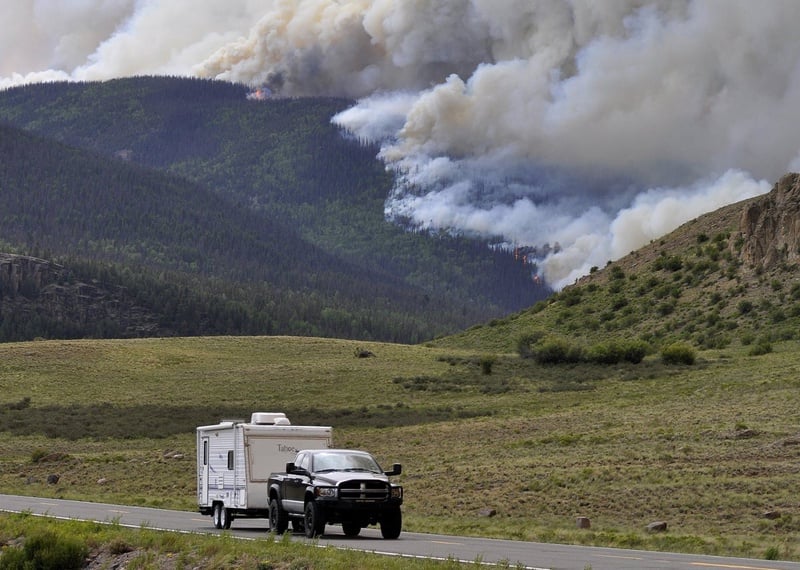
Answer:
267, 448, 403, 539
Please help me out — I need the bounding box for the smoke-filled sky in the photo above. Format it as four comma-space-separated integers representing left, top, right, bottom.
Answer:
5, 1, 800, 288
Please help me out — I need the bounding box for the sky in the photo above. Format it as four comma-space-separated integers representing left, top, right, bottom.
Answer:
4, 0, 799, 288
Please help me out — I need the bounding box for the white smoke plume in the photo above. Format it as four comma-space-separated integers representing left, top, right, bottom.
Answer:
4, 1, 797, 288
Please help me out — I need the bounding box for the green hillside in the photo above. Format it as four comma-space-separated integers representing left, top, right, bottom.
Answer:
2, 176, 800, 560
0, 77, 548, 343
437, 181, 800, 356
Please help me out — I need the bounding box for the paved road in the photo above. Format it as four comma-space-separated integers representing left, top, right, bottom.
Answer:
2, 494, 799, 570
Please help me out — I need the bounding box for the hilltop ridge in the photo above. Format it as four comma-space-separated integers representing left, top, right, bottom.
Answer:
435, 173, 800, 353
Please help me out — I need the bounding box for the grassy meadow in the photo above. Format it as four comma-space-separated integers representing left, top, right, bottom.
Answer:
1, 335, 800, 563
0, 511, 471, 570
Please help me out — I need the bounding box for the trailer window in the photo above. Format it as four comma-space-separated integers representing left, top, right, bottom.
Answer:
203, 441, 208, 466
227, 450, 234, 470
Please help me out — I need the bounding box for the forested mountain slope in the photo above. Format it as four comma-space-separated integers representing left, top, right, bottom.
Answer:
0, 77, 548, 343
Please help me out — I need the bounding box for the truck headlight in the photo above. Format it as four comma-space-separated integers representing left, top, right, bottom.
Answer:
390, 486, 403, 500
315, 486, 337, 498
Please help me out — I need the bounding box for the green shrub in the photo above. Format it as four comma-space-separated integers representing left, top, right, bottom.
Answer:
657, 301, 676, 316
0, 530, 88, 570
480, 355, 496, 375
610, 296, 628, 311
586, 342, 624, 364
749, 341, 773, 356
661, 342, 696, 365
654, 254, 683, 272
30, 448, 48, 464
532, 336, 585, 365
621, 340, 649, 364
559, 288, 583, 306
738, 300, 754, 315
586, 339, 648, 364
516, 330, 548, 358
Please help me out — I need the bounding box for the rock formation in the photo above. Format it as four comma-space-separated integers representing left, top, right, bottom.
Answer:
739, 173, 800, 270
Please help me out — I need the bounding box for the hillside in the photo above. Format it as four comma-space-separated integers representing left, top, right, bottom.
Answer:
0, 77, 548, 343
2, 177, 800, 560
436, 173, 800, 354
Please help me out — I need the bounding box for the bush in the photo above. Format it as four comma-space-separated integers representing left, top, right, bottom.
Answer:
738, 300, 754, 315
749, 341, 773, 356
480, 355, 496, 375
0, 530, 88, 570
654, 254, 683, 271
586, 340, 648, 365
661, 342, 696, 365
532, 336, 585, 365
621, 340, 649, 364
586, 342, 624, 365
516, 330, 548, 358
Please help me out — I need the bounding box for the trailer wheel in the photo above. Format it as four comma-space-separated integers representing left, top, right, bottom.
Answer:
269, 498, 288, 534
212, 503, 223, 529
220, 506, 232, 529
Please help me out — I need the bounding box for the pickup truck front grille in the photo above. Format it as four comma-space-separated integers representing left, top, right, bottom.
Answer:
338, 480, 389, 501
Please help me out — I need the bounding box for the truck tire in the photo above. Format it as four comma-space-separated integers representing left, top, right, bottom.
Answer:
380, 507, 402, 539
269, 498, 288, 534
341, 521, 361, 537
212, 503, 223, 529
304, 501, 326, 538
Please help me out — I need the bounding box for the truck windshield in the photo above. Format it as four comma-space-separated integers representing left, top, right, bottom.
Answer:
312, 452, 381, 473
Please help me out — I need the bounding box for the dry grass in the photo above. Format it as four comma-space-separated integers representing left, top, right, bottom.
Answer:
2, 335, 800, 561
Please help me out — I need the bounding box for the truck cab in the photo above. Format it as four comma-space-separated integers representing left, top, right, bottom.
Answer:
268, 449, 403, 539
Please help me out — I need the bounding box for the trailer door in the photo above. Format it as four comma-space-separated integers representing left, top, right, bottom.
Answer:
200, 436, 210, 505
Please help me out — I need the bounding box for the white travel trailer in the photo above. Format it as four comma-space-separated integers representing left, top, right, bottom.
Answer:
196, 412, 332, 529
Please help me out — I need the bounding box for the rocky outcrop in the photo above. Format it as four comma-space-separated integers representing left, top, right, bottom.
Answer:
0, 253, 161, 338
739, 173, 800, 270
0, 254, 64, 295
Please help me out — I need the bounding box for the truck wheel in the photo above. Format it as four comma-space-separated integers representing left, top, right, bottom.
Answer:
380, 507, 402, 539
304, 501, 325, 538
341, 521, 361, 537
269, 498, 288, 534
220, 506, 232, 529
212, 503, 223, 529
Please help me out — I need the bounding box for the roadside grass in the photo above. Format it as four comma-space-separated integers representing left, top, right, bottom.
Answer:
0, 512, 477, 569
1, 336, 799, 562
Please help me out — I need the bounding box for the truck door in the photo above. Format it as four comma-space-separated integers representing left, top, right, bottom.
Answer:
283, 451, 310, 512
200, 437, 210, 505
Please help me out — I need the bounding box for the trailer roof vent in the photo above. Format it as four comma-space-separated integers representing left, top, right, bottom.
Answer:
250, 412, 290, 425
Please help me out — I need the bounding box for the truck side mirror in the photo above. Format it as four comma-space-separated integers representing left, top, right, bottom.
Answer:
286, 462, 296, 473
385, 463, 402, 476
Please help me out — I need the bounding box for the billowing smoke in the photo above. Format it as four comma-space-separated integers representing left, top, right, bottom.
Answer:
6, 1, 799, 288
